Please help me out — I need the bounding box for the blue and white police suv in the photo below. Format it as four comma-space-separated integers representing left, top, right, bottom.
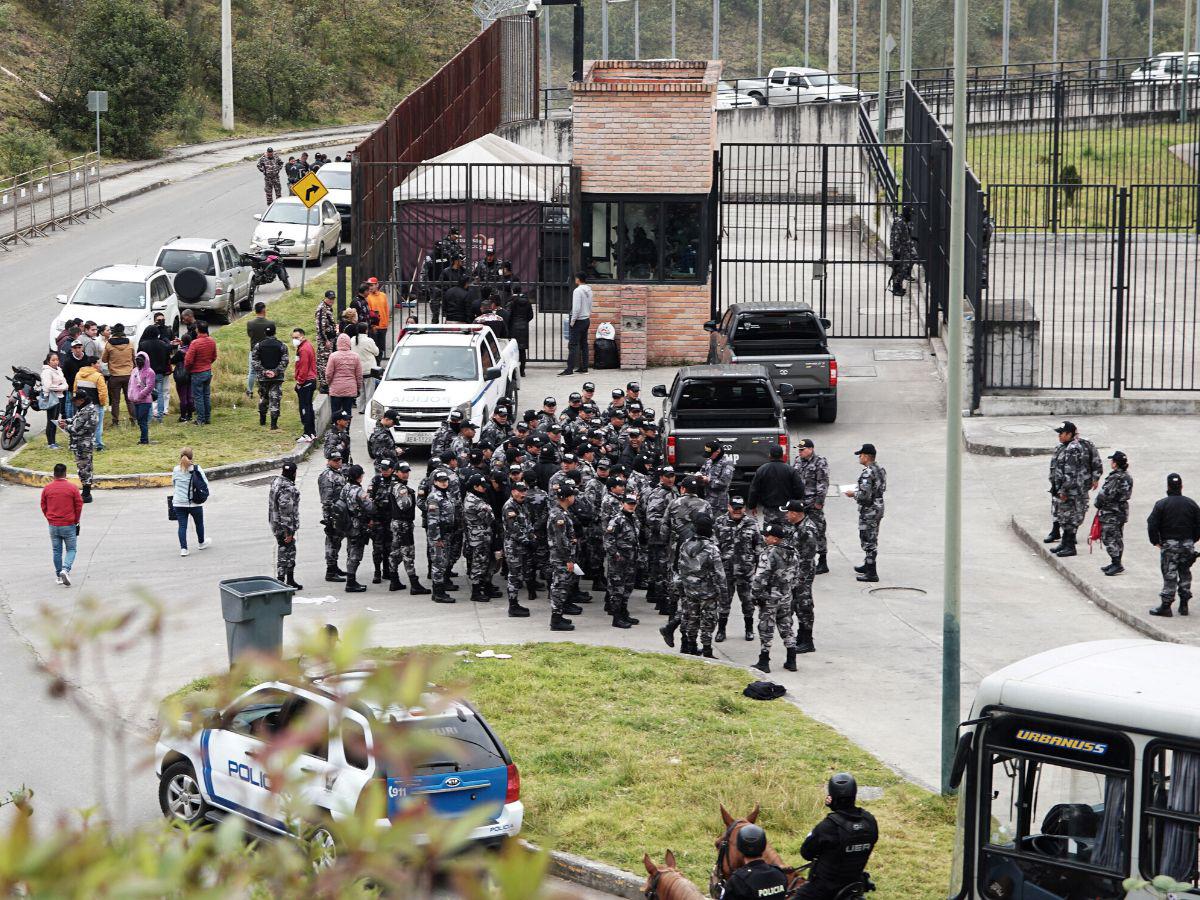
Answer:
155, 671, 523, 848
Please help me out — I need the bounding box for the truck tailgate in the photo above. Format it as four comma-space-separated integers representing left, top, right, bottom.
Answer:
672, 430, 784, 475
734, 354, 831, 394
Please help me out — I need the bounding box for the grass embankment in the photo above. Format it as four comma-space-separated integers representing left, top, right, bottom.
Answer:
179, 644, 955, 898
15, 271, 341, 475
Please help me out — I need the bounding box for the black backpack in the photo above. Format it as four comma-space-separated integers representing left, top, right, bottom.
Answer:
328, 488, 353, 534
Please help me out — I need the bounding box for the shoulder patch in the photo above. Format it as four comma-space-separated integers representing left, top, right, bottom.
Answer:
506, 510, 517, 518
554, 517, 566, 527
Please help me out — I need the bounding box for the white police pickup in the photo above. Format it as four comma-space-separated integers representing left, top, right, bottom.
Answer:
155, 672, 523, 847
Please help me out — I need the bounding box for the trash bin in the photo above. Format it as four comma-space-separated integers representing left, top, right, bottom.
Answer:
219, 576, 295, 667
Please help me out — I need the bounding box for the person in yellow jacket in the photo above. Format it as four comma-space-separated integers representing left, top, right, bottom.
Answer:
73, 363, 109, 451
364, 277, 389, 354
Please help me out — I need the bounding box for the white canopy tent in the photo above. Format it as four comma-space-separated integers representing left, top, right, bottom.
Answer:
393, 134, 565, 203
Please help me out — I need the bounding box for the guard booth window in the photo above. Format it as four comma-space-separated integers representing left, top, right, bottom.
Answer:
1142, 744, 1200, 889
581, 196, 705, 283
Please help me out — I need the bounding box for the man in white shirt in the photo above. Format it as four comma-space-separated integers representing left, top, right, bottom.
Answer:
560, 271, 593, 376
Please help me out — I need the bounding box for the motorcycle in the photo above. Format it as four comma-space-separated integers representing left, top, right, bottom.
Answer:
241, 249, 291, 305
1, 365, 42, 451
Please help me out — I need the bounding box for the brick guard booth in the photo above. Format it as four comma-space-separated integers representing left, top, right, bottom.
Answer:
572, 60, 721, 367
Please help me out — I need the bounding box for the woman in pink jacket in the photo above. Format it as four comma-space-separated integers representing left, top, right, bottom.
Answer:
325, 332, 363, 421
126, 350, 157, 445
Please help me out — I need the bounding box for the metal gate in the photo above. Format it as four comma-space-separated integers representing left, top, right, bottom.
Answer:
716, 142, 931, 338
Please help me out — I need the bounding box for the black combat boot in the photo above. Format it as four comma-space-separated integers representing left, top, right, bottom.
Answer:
853, 560, 868, 574
285, 568, 303, 591
259, 408, 267, 426
783, 648, 798, 672
470, 583, 489, 603
610, 610, 631, 629
334, 565, 347, 576
1053, 531, 1078, 558
796, 625, 816, 653
1181, 590, 1192, 616
432, 582, 455, 603
679, 635, 693, 655
1044, 522, 1061, 543
269, 413, 279, 431
659, 618, 679, 648
389, 574, 405, 591
815, 553, 829, 575
715, 616, 728, 643
508, 596, 530, 617
701, 645, 716, 659
1049, 532, 1071, 554
752, 650, 770, 673
1102, 555, 1124, 576
81, 486, 93, 504
550, 613, 575, 631
563, 601, 583, 616
485, 582, 502, 598
526, 580, 538, 602
573, 590, 593, 604
744, 615, 754, 641
1150, 601, 1174, 617
856, 562, 879, 583
345, 574, 367, 593
409, 577, 431, 596
620, 601, 639, 626
603, 592, 614, 616
325, 567, 346, 583
372, 560, 382, 585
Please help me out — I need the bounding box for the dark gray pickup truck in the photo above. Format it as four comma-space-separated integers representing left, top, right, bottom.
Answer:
704, 302, 838, 423
652, 364, 791, 484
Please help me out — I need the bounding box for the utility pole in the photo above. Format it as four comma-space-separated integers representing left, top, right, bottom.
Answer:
852, 0, 858, 74
1183, 0, 1191, 124
877, 0, 888, 143
221, 0, 234, 130
829, 0, 839, 73
942, 0, 967, 798
758, 0, 764, 73
602, 0, 609, 58
805, 0, 811, 66
634, 0, 640, 58
1001, 0, 1010, 67
1052, 0, 1059, 63
1099, 0, 1109, 75
671, 0, 677, 57
712, 0, 720, 59
1149, 0, 1154, 57
543, 8, 551, 88
901, 0, 911, 83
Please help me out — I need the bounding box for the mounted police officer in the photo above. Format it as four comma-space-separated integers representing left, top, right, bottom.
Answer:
268, 461, 301, 589
721, 824, 789, 900
795, 774, 879, 900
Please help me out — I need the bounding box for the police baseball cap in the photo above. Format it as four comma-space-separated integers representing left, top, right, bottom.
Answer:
334, 410, 352, 422
582, 381, 596, 392
510, 480, 527, 492
381, 408, 399, 421
797, 438, 815, 449
449, 410, 465, 422
460, 420, 476, 430
703, 441, 720, 454
609, 477, 627, 488
547, 423, 563, 434
266, 146, 275, 151
527, 434, 544, 447
553, 482, 576, 497
433, 469, 451, 481
659, 466, 676, 477
324, 290, 336, 299
611, 388, 624, 398
622, 493, 639, 504
769, 444, 785, 459
466, 473, 487, 490
780, 499, 806, 512
1168, 473, 1183, 489
597, 458, 612, 469
611, 409, 627, 420
1108, 450, 1127, 463
494, 406, 510, 417
626, 381, 641, 392
589, 429, 607, 439
764, 523, 787, 539
561, 453, 577, 463
854, 443, 877, 456
439, 450, 455, 463
682, 475, 701, 490
379, 458, 396, 470
515, 422, 530, 433
730, 496, 746, 509
642, 423, 659, 434
396, 461, 411, 472
610, 464, 628, 477
508, 463, 524, 474
327, 450, 343, 460
281, 462, 297, 476
543, 396, 557, 406
694, 513, 714, 536
1054, 420, 1077, 434
643, 409, 656, 421
569, 392, 583, 402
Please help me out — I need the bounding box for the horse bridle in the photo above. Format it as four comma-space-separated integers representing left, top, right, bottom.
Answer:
709, 818, 743, 898
644, 869, 663, 899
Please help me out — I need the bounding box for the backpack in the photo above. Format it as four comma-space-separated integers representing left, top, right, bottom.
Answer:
189, 466, 210, 504
327, 488, 352, 534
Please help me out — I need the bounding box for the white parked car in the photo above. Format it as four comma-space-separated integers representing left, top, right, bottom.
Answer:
366, 324, 520, 444
155, 672, 524, 848
314, 161, 351, 239
738, 67, 862, 106
1129, 52, 1200, 82
251, 196, 342, 262
154, 237, 253, 323
716, 81, 758, 110
50, 264, 180, 351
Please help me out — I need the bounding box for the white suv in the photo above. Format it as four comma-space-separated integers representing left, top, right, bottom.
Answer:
155, 237, 253, 323
50, 265, 180, 351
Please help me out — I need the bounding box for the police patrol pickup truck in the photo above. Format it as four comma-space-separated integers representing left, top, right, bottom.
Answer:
156, 671, 523, 849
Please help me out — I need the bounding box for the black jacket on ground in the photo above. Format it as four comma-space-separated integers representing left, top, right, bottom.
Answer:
747, 460, 802, 511
1147, 493, 1200, 544
722, 859, 790, 900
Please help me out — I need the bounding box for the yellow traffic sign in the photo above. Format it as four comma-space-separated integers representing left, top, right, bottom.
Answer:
292, 171, 327, 209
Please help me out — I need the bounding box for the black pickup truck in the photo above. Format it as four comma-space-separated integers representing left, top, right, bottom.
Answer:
652, 364, 792, 484
705, 302, 838, 423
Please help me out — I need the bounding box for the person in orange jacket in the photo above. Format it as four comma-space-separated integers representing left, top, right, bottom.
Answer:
365, 277, 389, 354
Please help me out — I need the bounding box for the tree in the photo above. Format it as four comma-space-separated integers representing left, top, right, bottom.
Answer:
45, 0, 186, 158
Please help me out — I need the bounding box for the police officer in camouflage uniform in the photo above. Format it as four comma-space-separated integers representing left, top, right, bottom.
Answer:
659, 476, 710, 648
845, 444, 886, 583
368, 459, 396, 584
256, 147, 284, 206
1048, 422, 1091, 559
548, 482, 583, 631
752, 523, 799, 674
672, 513, 727, 658
1148, 473, 1200, 618
643, 466, 677, 610
782, 500, 818, 656
315, 291, 338, 394
324, 410, 353, 464
429, 411, 464, 470
61, 390, 98, 503
251, 324, 288, 430
450, 421, 476, 469
500, 481, 534, 618
368, 409, 400, 473
319, 451, 347, 582
479, 404, 512, 448
339, 465, 375, 593
268, 462, 301, 588
386, 461, 428, 595
1094, 450, 1133, 577
715, 497, 760, 642
699, 442, 736, 517
794, 438, 831, 574
603, 492, 641, 629
464, 474, 500, 603
426, 469, 458, 603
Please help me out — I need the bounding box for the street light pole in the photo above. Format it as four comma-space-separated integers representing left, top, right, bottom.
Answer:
829, 0, 839, 73
876, 0, 887, 143
220, 0, 234, 130
1001, 0, 1010, 67
1183, 0, 1191, 124
1099, 0, 1109, 75
1148, 0, 1154, 57
758, 0, 764, 74
634, 0, 640, 58
602, 0, 609, 58
543, 8, 551, 87
1052, 0, 1059, 63
901, 0, 911, 83
852, 0, 858, 74
712, 0, 720, 59
671, 0, 677, 57
805, 0, 811, 65
941, 0, 966, 798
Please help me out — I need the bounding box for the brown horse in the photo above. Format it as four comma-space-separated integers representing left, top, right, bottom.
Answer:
643, 850, 707, 900
710, 803, 807, 897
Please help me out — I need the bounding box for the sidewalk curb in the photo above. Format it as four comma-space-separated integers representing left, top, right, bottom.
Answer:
964, 437, 1054, 458
1009, 516, 1181, 644
0, 398, 331, 490
519, 840, 644, 899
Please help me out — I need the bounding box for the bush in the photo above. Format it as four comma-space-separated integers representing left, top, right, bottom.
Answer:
173, 88, 209, 145
45, 0, 187, 158
234, 25, 326, 123
0, 124, 57, 179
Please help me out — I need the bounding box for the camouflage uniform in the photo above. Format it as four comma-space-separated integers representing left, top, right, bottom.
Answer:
368, 473, 394, 582
267, 475, 300, 580
502, 495, 536, 605
479, 419, 511, 448
425, 484, 457, 587
1094, 469, 1133, 558
753, 542, 798, 652
676, 535, 727, 651
855, 462, 888, 564
388, 480, 420, 585
665, 493, 710, 617
367, 424, 398, 474
525, 483, 552, 583
464, 492, 497, 589
251, 339, 288, 421
643, 481, 676, 602
699, 455, 737, 517
1051, 438, 1091, 532
1159, 540, 1196, 605
318, 465, 347, 571
784, 515, 819, 635
257, 153, 284, 205
450, 433, 474, 470
339, 481, 376, 582
323, 425, 352, 465
547, 504, 577, 616
603, 507, 640, 616
66, 403, 99, 488
794, 452, 831, 557
429, 423, 458, 463
716, 512, 761, 621
315, 301, 337, 393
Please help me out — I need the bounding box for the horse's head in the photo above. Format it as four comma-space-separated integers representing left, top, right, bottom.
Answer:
714, 802, 765, 875
644, 850, 705, 900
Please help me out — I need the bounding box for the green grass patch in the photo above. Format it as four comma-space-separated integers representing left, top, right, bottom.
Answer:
15, 270, 342, 475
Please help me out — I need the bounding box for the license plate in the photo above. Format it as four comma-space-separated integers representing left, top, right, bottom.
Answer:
404, 431, 435, 443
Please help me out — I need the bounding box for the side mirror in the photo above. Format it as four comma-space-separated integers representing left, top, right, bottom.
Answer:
253, 213, 263, 221
56, 294, 69, 305
948, 731, 975, 790
776, 382, 794, 396
201, 707, 222, 729
152, 301, 167, 312
483, 366, 502, 381
703, 320, 718, 332
651, 384, 667, 398
820, 317, 832, 331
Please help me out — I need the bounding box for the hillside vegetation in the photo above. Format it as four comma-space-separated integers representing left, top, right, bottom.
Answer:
0, 0, 475, 176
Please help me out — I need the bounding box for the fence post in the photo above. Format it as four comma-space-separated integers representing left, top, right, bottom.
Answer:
1050, 80, 1064, 232
1111, 187, 1128, 399
709, 151, 721, 320
819, 144, 829, 320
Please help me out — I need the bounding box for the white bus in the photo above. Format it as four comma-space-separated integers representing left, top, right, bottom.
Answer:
949, 640, 1200, 899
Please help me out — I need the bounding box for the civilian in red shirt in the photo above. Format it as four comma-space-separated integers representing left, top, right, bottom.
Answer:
184, 322, 218, 425
292, 327, 318, 442
40, 462, 83, 586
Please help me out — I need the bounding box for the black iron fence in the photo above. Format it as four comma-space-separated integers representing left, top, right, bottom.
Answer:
357, 161, 578, 362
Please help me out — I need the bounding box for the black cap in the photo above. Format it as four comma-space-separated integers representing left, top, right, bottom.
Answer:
396, 461, 411, 472
769, 444, 784, 459
611, 388, 624, 398
627, 400, 643, 412
797, 438, 815, 450
547, 423, 563, 434
466, 473, 487, 491
527, 435, 543, 447
281, 462, 297, 476
597, 457, 612, 469
460, 420, 476, 431
508, 463, 524, 474
1108, 450, 1127, 463
381, 408, 399, 421
764, 523, 787, 539
346, 464, 364, 480
622, 493, 639, 504
433, 469, 451, 481
609, 477, 627, 489
515, 422, 529, 433
1168, 473, 1183, 489
439, 451, 455, 463
693, 513, 714, 537
626, 381, 640, 392
780, 499, 806, 513
334, 410, 351, 422
543, 396, 557, 406
611, 409, 627, 420
703, 441, 720, 454
569, 392, 582, 402
682, 475, 701, 491
1054, 420, 1077, 435
659, 466, 676, 477
561, 453, 577, 463
553, 482, 576, 498
379, 458, 396, 470
510, 480, 527, 491
582, 381, 595, 392
324, 290, 336, 299
327, 450, 343, 460
854, 443, 877, 456
730, 496, 746, 508
449, 410, 464, 422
